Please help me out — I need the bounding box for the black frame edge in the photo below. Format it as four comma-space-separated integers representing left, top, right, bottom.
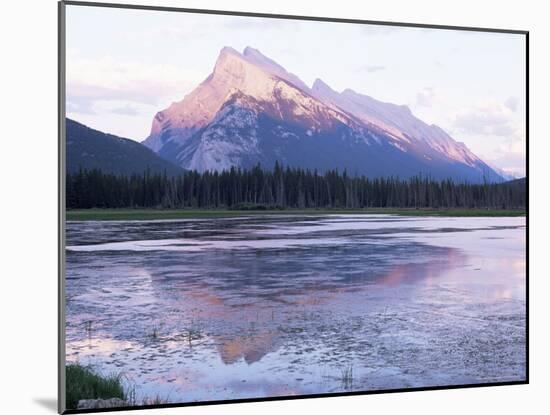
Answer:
525, 31, 530, 385
58, 1, 67, 413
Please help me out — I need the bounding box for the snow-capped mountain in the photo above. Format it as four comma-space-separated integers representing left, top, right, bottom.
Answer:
143, 47, 502, 182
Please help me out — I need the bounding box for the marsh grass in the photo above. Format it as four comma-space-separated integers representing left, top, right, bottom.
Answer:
146, 322, 167, 341
186, 327, 203, 344
65, 364, 125, 409
84, 320, 93, 337
148, 325, 160, 340
339, 364, 354, 391
142, 395, 170, 406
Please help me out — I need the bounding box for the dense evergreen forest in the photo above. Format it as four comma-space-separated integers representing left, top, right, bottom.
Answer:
66, 163, 526, 210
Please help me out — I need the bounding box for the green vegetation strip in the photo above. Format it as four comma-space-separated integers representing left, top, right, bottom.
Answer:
66, 364, 125, 409
66, 208, 526, 221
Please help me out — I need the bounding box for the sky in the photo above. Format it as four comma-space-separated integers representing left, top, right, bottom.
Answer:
65, 5, 527, 177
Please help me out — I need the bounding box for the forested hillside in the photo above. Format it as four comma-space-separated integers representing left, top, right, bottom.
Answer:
66, 118, 183, 176
66, 163, 526, 210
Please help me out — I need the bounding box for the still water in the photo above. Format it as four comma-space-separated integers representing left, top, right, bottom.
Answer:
65, 214, 526, 404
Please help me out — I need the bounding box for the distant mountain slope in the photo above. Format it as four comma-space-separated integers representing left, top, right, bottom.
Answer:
142, 47, 503, 183
503, 177, 526, 188
66, 118, 183, 176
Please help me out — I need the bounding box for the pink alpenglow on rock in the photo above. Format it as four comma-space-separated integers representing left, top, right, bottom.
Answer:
142, 47, 502, 182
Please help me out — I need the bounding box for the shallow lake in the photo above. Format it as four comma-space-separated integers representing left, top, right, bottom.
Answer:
65, 214, 526, 404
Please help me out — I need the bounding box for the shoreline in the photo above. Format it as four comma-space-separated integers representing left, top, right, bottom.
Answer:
66, 208, 527, 221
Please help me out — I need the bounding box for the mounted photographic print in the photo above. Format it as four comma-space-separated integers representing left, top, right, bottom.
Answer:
58, 1, 528, 413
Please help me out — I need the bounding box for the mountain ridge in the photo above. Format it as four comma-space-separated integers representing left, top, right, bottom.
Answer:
142, 47, 502, 183
66, 118, 184, 176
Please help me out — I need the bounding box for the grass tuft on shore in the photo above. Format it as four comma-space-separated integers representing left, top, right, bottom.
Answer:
66, 364, 125, 409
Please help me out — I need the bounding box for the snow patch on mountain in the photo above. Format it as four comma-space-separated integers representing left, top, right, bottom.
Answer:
311, 79, 409, 142
142, 46, 502, 182
242, 46, 310, 92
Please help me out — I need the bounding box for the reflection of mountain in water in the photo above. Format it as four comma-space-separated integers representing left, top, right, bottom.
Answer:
138, 242, 465, 365
218, 332, 279, 365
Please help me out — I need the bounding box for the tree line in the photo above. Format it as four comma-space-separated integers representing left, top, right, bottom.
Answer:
66, 163, 526, 210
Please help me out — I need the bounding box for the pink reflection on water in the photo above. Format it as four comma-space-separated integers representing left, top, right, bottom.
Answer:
65, 216, 526, 403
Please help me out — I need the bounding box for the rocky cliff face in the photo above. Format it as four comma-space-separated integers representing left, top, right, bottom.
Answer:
142, 47, 502, 182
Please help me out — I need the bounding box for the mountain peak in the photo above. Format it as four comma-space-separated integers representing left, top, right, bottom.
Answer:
342, 88, 358, 96
220, 46, 240, 56
212, 46, 311, 93
312, 78, 333, 91
243, 46, 262, 57
147, 46, 291, 147
240, 46, 282, 72
213, 46, 247, 73
143, 47, 502, 182
310, 79, 345, 114
241, 47, 311, 92
399, 104, 412, 115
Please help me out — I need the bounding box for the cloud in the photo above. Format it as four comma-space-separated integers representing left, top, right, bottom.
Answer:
505, 96, 519, 112
485, 152, 526, 178
66, 55, 202, 112
110, 104, 141, 116
451, 100, 526, 177
123, 15, 293, 47
66, 96, 96, 115
356, 65, 386, 74
123, 23, 209, 46
416, 87, 436, 107
364, 65, 386, 73
68, 81, 171, 107
452, 102, 522, 138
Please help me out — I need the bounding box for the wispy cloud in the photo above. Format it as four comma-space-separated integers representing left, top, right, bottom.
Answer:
504, 96, 519, 112
452, 101, 522, 138
110, 103, 141, 116
67, 96, 96, 115
451, 100, 526, 177
357, 65, 386, 74
365, 65, 386, 73
66, 54, 202, 112
485, 152, 526, 178
416, 87, 436, 107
